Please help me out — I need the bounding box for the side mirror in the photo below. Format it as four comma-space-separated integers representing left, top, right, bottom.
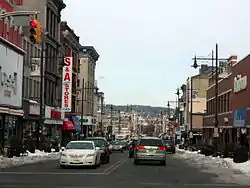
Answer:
61, 147, 65, 151
95, 147, 100, 150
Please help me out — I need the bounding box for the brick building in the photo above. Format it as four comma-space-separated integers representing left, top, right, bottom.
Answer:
203, 55, 250, 150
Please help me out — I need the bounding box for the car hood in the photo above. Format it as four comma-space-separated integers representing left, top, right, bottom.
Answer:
63, 149, 95, 155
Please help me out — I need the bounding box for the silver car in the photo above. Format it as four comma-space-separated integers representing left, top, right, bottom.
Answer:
134, 137, 166, 165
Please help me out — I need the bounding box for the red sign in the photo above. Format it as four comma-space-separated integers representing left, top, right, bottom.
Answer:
50, 109, 61, 119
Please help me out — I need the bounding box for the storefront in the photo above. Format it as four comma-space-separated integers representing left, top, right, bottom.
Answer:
44, 106, 65, 141
22, 99, 40, 141
0, 37, 25, 149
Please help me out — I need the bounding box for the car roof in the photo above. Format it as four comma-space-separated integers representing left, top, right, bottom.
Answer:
69, 140, 94, 144
140, 136, 161, 140
85, 137, 106, 140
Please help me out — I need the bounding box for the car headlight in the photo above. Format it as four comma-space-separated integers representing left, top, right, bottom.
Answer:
60, 153, 67, 157
119, 146, 122, 148
87, 153, 95, 157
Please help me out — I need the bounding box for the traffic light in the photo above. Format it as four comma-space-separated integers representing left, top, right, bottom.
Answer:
29, 19, 41, 44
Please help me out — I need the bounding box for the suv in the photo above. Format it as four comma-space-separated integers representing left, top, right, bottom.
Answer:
84, 137, 110, 164
134, 137, 166, 165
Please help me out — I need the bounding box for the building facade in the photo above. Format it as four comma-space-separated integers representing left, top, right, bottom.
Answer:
93, 90, 105, 133
77, 46, 99, 136
0, 0, 25, 148
203, 55, 241, 149
16, 0, 66, 142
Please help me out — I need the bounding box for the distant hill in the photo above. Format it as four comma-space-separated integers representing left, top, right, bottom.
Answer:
104, 104, 174, 115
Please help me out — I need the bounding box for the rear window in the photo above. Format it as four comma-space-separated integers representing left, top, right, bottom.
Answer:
163, 140, 174, 144
139, 139, 163, 146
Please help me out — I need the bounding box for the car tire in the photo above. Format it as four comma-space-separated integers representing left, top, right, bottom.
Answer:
129, 153, 132, 158
106, 155, 110, 164
172, 150, 176, 154
134, 159, 139, 165
121, 150, 123, 153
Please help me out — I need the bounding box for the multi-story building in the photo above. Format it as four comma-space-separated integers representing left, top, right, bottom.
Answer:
15, 0, 66, 140
0, 0, 25, 147
203, 55, 250, 151
77, 46, 99, 136
93, 90, 105, 133
183, 65, 213, 143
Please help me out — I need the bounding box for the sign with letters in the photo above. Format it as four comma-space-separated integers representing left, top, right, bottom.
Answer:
61, 57, 72, 112
234, 75, 247, 93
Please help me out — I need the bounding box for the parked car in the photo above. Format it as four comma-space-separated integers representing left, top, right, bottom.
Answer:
163, 139, 176, 154
110, 140, 124, 152
134, 137, 166, 165
59, 140, 101, 168
128, 139, 138, 158
84, 137, 110, 164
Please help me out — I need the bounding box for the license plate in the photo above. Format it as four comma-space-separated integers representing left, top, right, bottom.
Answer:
147, 150, 155, 153
73, 159, 80, 162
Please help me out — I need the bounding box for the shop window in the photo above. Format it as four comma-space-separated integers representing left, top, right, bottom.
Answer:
4, 116, 17, 144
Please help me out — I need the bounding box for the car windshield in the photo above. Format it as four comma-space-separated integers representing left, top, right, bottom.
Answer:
66, 142, 94, 150
111, 140, 122, 145
85, 139, 105, 147
139, 139, 163, 146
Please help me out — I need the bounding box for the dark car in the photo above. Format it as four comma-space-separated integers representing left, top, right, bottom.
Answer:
163, 139, 176, 153
84, 137, 110, 163
110, 140, 124, 152
128, 139, 138, 158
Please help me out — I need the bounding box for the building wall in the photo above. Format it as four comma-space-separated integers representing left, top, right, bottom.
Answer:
203, 56, 237, 128
18, 0, 66, 108
185, 74, 209, 130
77, 46, 99, 117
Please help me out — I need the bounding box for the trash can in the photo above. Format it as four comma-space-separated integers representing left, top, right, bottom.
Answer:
233, 146, 248, 163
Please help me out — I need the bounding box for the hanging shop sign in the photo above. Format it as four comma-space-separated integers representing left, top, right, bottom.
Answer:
61, 57, 72, 112
234, 74, 247, 93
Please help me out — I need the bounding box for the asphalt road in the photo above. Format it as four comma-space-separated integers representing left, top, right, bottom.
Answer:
0, 151, 249, 188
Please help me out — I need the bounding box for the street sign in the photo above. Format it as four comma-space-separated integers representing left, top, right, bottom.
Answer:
112, 118, 119, 121
79, 119, 88, 123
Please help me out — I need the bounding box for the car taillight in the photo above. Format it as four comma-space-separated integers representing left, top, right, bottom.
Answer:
136, 145, 145, 150
158, 146, 166, 150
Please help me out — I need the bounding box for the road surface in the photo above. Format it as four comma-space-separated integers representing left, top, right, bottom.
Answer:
0, 151, 249, 188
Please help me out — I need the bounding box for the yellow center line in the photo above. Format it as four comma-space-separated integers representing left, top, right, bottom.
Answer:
105, 159, 126, 175
103, 160, 121, 173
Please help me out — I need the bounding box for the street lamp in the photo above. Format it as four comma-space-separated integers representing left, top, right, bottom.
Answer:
191, 43, 227, 149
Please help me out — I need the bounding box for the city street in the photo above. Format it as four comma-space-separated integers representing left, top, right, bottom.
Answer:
0, 151, 249, 188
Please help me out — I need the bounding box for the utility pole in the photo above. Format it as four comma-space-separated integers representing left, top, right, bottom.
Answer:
81, 78, 85, 138
118, 110, 121, 134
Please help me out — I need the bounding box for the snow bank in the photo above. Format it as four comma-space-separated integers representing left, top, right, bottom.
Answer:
0, 149, 59, 168
177, 148, 250, 176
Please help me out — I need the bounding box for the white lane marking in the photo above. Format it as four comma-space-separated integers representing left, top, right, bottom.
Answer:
0, 171, 105, 175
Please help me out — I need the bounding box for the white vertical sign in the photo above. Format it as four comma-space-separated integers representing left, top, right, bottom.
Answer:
62, 57, 72, 112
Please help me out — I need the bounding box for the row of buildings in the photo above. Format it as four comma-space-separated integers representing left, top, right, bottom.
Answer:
0, 0, 105, 148
178, 53, 250, 150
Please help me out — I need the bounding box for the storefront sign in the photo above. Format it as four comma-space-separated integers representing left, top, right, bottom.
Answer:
234, 75, 247, 93
61, 57, 72, 112
29, 103, 40, 115
0, 43, 23, 107
233, 108, 246, 127
51, 109, 61, 119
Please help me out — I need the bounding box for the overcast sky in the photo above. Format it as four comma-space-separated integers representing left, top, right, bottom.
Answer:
62, 0, 250, 107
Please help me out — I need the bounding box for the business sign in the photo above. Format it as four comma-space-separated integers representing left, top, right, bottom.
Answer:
61, 57, 72, 112
0, 42, 23, 107
234, 75, 247, 93
233, 108, 246, 127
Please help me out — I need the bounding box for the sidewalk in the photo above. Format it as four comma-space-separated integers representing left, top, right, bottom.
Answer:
0, 149, 59, 168
176, 148, 250, 177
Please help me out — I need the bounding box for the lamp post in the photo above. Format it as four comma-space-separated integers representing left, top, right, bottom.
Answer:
192, 43, 227, 149
175, 88, 180, 126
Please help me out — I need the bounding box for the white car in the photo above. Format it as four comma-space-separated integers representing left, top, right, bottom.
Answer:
59, 140, 101, 168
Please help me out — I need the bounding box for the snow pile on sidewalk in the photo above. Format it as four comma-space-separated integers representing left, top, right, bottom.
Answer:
0, 149, 59, 168
176, 148, 250, 176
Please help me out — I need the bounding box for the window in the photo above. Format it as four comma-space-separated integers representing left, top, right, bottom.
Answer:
139, 139, 163, 146
77, 79, 80, 87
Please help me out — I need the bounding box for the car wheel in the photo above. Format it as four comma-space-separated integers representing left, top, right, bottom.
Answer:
129, 152, 133, 158
172, 150, 176, 154
134, 159, 139, 165
121, 150, 123, 153
106, 155, 110, 163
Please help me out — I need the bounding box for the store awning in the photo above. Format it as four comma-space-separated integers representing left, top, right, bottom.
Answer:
62, 121, 75, 131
